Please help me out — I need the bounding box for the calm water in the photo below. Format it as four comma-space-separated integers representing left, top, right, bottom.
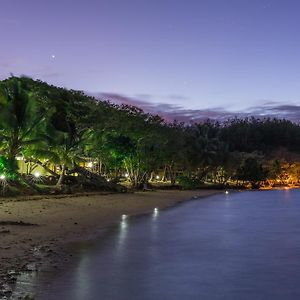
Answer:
15, 189, 300, 299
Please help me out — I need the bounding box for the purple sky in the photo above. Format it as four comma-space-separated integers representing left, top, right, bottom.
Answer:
1, 0, 300, 121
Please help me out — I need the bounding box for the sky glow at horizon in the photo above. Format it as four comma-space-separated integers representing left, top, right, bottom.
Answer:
1, 0, 300, 119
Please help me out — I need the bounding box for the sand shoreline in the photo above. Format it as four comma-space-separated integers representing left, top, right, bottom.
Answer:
0, 189, 221, 299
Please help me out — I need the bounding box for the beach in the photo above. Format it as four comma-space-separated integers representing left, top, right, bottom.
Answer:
0, 189, 220, 297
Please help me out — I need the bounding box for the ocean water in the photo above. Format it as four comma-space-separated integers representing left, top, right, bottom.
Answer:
14, 189, 300, 299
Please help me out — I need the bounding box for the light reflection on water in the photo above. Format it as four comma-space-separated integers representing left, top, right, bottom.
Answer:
13, 189, 300, 300
116, 214, 129, 257
153, 207, 159, 219
75, 256, 91, 300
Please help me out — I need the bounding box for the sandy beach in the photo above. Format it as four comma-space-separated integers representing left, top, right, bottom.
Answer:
0, 189, 221, 297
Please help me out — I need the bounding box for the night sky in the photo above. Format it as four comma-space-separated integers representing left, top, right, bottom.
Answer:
1, 0, 300, 121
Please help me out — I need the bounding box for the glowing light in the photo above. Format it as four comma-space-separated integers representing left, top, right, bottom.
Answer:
51, 54, 56, 59
225, 190, 229, 194
122, 214, 127, 220
156, 175, 160, 180
124, 173, 129, 178
153, 207, 159, 219
0, 175, 6, 180
107, 178, 110, 182
87, 162, 93, 168
34, 172, 41, 178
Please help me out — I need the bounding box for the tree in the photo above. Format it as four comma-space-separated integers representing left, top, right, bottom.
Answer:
0, 77, 50, 178
235, 156, 268, 188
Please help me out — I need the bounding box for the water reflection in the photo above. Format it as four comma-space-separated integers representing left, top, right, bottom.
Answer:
14, 189, 300, 300
151, 207, 160, 238
152, 207, 159, 220
75, 256, 91, 300
283, 187, 292, 201
116, 214, 129, 255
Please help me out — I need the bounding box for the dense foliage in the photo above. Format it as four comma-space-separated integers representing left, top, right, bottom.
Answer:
0, 76, 300, 193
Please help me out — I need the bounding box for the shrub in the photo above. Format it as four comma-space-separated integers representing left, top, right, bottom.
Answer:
177, 175, 201, 190
0, 156, 18, 180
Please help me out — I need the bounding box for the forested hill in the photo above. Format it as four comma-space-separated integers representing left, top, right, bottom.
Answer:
0, 76, 300, 192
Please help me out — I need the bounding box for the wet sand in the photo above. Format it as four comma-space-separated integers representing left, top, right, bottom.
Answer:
0, 189, 221, 298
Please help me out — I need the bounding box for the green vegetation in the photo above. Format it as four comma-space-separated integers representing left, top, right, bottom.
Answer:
0, 76, 300, 195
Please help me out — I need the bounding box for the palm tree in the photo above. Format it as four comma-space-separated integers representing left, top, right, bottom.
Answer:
0, 77, 49, 178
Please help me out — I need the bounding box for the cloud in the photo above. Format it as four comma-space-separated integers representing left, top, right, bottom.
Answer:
247, 103, 300, 123
166, 94, 190, 101
94, 92, 300, 124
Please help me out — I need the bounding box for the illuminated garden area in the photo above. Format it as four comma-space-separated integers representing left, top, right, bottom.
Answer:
0, 76, 299, 196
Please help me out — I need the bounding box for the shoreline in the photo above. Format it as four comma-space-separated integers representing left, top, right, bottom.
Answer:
0, 189, 222, 299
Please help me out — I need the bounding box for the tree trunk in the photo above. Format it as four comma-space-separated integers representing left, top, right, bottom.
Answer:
149, 171, 154, 182
56, 164, 66, 187
34, 160, 59, 178
98, 159, 103, 175
162, 165, 167, 182
168, 165, 176, 185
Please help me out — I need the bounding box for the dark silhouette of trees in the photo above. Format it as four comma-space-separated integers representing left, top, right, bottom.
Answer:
1, 76, 300, 191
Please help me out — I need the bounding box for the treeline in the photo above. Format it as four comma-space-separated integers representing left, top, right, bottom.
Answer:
0, 76, 300, 192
